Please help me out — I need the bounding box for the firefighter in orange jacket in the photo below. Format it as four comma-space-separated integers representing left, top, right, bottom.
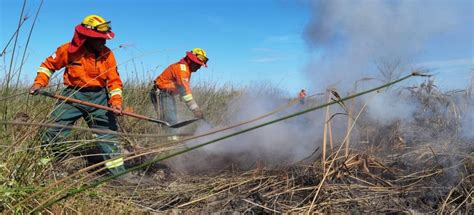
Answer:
150, 48, 208, 135
29, 15, 125, 175
299, 89, 307, 105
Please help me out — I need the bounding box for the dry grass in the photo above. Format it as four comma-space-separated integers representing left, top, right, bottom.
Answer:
99, 147, 471, 214
0, 77, 472, 214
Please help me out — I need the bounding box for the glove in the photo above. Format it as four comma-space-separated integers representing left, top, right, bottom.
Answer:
192, 109, 204, 119
185, 99, 199, 112
184, 98, 203, 118
111, 104, 123, 115
29, 84, 42, 95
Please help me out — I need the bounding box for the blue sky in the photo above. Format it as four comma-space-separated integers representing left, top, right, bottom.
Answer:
1, 0, 472, 94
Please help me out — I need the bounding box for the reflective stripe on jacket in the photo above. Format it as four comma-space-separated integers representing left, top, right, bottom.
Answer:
33, 42, 123, 106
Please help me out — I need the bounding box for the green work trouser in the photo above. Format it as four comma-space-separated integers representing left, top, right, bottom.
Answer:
150, 85, 178, 135
41, 87, 125, 175
159, 89, 179, 137
158, 90, 178, 125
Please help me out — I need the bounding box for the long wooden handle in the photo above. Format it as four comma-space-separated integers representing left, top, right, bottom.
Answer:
38, 90, 170, 126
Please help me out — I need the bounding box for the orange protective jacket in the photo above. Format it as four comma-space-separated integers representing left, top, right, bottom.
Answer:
33, 43, 123, 106
154, 60, 194, 102
299, 91, 307, 98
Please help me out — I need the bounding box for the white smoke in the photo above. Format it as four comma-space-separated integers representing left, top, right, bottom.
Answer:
168, 91, 324, 173
303, 0, 470, 128
366, 90, 417, 125
461, 91, 474, 138
304, 0, 461, 92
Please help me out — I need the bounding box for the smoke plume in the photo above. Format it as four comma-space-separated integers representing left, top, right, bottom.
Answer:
168, 91, 325, 174
304, 0, 460, 91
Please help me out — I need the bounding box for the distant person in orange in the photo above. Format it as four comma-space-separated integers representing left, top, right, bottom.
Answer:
150, 48, 208, 138
29, 14, 125, 175
299, 89, 307, 105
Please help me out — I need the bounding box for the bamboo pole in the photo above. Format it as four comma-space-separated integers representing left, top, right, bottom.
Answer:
345, 92, 354, 157
328, 119, 334, 153
322, 91, 332, 171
